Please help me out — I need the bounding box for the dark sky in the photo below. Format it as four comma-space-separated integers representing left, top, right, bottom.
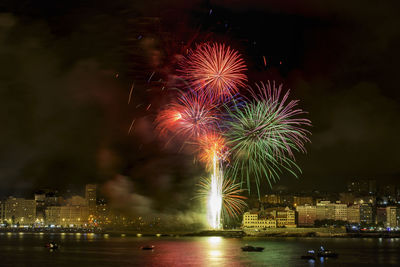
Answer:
1, 0, 400, 206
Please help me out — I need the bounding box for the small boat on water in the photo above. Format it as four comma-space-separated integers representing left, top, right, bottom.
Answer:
45, 242, 59, 250
301, 250, 316, 260
317, 246, 338, 258
141, 245, 155, 250
241, 245, 264, 252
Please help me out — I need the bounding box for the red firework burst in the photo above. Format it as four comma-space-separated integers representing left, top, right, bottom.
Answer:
156, 90, 219, 140
179, 43, 247, 100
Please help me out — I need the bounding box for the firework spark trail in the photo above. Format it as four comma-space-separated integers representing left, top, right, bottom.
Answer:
148, 71, 155, 83
208, 151, 223, 229
224, 81, 311, 196
179, 43, 247, 101
128, 118, 136, 135
128, 82, 134, 104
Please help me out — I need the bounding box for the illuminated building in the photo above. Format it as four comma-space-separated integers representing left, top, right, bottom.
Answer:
45, 205, 89, 227
386, 206, 398, 228
293, 196, 313, 206
360, 204, 373, 224
242, 211, 276, 229
296, 205, 316, 226
4, 197, 36, 225
265, 207, 296, 227
45, 206, 61, 225
316, 201, 335, 220
96, 199, 110, 225
347, 204, 360, 223
316, 201, 347, 221
334, 203, 348, 221
85, 184, 97, 216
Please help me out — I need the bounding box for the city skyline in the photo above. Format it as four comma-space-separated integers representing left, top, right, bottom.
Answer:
0, 1, 399, 208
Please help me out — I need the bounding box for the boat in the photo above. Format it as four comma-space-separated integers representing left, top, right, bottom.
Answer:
241, 245, 264, 252
301, 250, 316, 260
141, 245, 155, 250
45, 242, 59, 250
317, 246, 338, 258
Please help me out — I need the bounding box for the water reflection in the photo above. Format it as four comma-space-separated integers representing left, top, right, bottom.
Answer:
207, 236, 222, 245
206, 236, 224, 265
0, 235, 399, 266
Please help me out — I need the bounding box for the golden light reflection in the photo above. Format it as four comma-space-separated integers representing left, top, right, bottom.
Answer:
209, 250, 223, 257
207, 236, 222, 245
206, 236, 224, 264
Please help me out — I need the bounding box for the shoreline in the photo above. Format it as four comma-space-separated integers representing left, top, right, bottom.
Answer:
1, 228, 400, 238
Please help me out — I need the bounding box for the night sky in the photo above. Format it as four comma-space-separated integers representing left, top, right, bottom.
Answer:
1, 1, 399, 211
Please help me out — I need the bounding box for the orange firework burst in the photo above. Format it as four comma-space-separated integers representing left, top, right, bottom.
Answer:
197, 133, 229, 167
179, 43, 247, 101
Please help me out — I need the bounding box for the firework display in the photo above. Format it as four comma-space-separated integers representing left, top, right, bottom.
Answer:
179, 43, 247, 101
224, 81, 311, 196
156, 43, 311, 229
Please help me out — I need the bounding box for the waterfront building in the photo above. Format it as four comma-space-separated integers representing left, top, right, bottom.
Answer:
45, 206, 61, 225
296, 205, 316, 226
316, 201, 348, 221
4, 197, 36, 225
334, 202, 348, 221
316, 201, 335, 220
60, 206, 89, 227
360, 204, 373, 224
347, 204, 361, 223
45, 205, 89, 227
386, 206, 398, 228
85, 184, 97, 216
242, 211, 276, 229
96, 199, 110, 226
265, 207, 296, 227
